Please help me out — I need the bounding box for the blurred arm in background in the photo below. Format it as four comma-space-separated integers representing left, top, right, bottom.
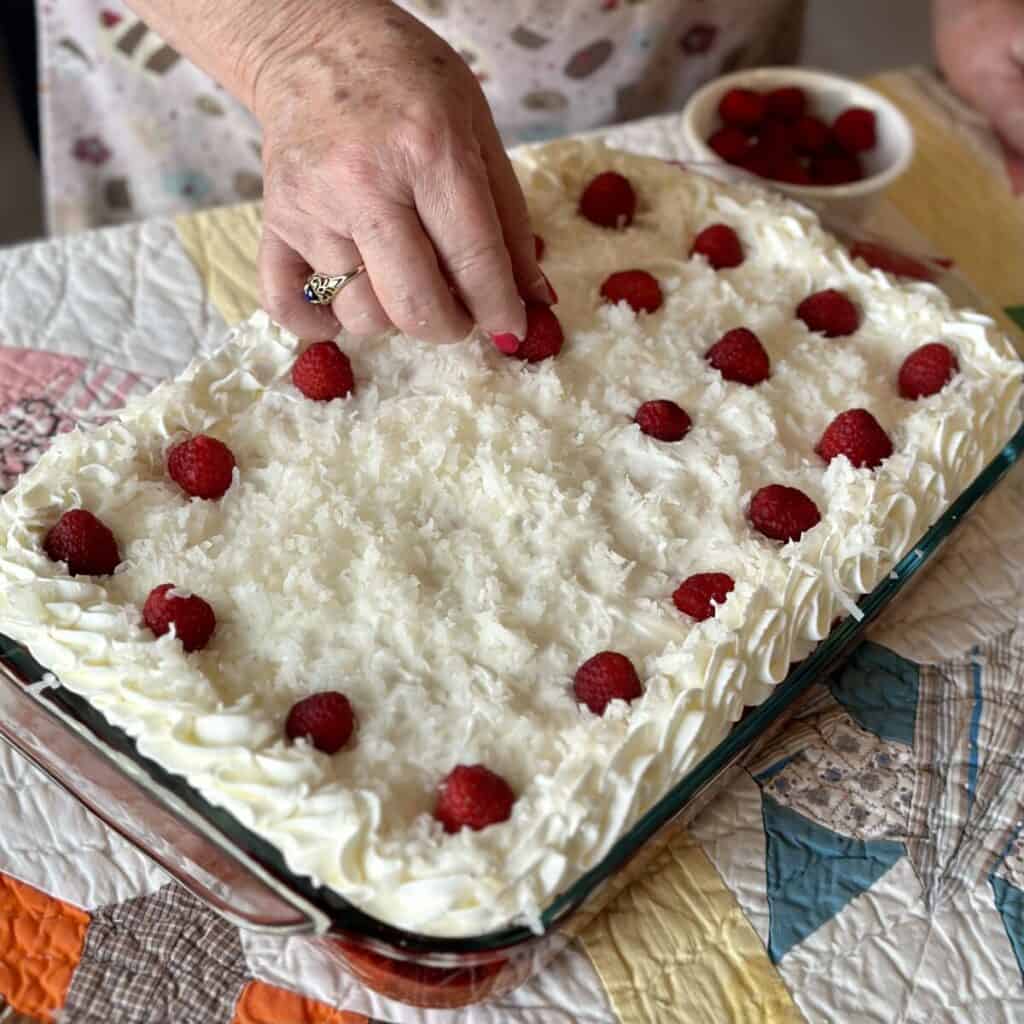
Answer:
934, 0, 1024, 156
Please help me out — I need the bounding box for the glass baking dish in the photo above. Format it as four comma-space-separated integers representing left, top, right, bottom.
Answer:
1, 221, 1022, 1010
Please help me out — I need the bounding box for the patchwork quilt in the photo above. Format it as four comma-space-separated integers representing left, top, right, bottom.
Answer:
1, 71, 1024, 1023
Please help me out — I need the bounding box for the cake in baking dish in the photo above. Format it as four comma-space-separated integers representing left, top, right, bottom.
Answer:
0, 140, 1020, 937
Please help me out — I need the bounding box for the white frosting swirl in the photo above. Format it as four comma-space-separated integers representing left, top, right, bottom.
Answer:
0, 141, 1021, 936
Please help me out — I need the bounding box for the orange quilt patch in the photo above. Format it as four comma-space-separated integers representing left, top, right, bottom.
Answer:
0, 872, 89, 1021
232, 979, 368, 1024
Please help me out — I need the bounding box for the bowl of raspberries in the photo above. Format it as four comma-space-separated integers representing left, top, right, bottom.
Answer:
681, 67, 914, 222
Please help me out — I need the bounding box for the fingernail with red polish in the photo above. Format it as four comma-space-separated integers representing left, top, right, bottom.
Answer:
492, 332, 521, 355
542, 272, 558, 305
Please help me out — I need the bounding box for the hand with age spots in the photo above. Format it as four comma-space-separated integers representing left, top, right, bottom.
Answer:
126, 0, 551, 342
934, 0, 1024, 157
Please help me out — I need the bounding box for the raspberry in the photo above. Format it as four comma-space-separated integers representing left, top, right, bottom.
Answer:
849, 241, 937, 282
797, 289, 860, 337
43, 509, 121, 576
600, 270, 663, 313
143, 583, 217, 652
579, 171, 637, 229
706, 328, 771, 385
898, 343, 959, 400
718, 88, 765, 127
573, 651, 643, 716
167, 434, 236, 501
435, 765, 515, 833
792, 115, 832, 155
749, 484, 821, 542
739, 141, 784, 182
500, 302, 564, 363
708, 126, 751, 164
292, 340, 355, 402
816, 409, 893, 469
739, 118, 800, 181
285, 692, 356, 754
757, 118, 796, 155
833, 107, 877, 152
691, 223, 744, 270
810, 152, 864, 186
673, 572, 735, 622
764, 86, 807, 121
635, 400, 692, 442
534, 234, 545, 260
771, 156, 812, 185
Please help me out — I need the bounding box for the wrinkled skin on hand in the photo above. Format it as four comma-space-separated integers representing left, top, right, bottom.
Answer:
935, 0, 1024, 158
252, 0, 551, 342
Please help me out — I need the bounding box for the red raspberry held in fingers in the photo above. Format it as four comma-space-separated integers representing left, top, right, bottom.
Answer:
292, 340, 355, 402
797, 289, 860, 337
286, 692, 356, 754
792, 115, 832, 155
534, 234, 545, 260
635, 400, 692, 442
708, 126, 752, 164
706, 328, 771, 386
573, 651, 643, 716
691, 223, 744, 269
718, 87, 765, 127
898, 343, 959, 400
833, 107, 877, 152
143, 583, 217, 652
810, 151, 863, 186
579, 171, 637, 229
673, 572, 735, 622
435, 764, 515, 833
167, 435, 236, 500
43, 509, 121, 576
816, 409, 894, 469
600, 270, 663, 313
503, 302, 564, 363
764, 86, 807, 121
749, 485, 821, 542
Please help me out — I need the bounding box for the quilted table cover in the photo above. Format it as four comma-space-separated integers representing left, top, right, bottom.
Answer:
2, 69, 1024, 1024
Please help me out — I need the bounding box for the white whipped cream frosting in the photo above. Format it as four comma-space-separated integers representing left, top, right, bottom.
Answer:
1, 141, 1021, 937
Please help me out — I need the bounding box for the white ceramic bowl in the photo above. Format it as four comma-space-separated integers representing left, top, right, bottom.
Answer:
681, 66, 914, 224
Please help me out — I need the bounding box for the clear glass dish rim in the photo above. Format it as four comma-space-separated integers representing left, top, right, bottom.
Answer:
2, 420, 1022, 956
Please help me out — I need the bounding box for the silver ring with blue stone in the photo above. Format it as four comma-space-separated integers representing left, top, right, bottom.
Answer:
303, 265, 366, 305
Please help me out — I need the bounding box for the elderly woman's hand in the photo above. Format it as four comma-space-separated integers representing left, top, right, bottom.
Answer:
934, 0, 1024, 157
246, 0, 550, 342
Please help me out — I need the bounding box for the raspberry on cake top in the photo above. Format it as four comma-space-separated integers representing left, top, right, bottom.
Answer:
0, 140, 1021, 937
